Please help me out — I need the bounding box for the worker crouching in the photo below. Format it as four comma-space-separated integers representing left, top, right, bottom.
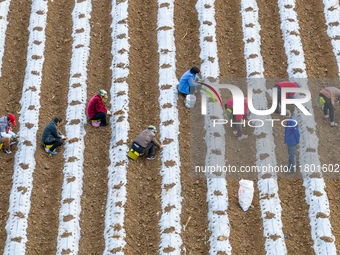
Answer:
128, 125, 164, 160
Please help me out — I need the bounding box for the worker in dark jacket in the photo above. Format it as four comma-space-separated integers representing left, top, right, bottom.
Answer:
42, 117, 67, 155
132, 125, 164, 160
284, 110, 300, 172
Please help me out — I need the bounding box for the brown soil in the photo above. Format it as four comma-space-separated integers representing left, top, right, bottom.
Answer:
124, 0, 161, 254
78, 0, 112, 253
175, 1, 210, 254
0, 0, 31, 252
257, 1, 314, 254
25, 0, 73, 254
215, 1, 265, 253
0, 0, 340, 254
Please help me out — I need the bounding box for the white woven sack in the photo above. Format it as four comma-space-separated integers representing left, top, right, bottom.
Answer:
238, 179, 254, 211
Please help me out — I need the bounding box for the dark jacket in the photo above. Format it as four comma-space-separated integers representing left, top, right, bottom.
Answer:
42, 121, 62, 143
284, 117, 300, 145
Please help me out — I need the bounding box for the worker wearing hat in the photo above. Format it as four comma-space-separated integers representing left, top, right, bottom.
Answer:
131, 125, 164, 160
86, 89, 112, 127
0, 114, 17, 154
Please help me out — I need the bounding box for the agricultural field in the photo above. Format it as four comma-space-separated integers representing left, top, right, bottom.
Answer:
0, 0, 340, 254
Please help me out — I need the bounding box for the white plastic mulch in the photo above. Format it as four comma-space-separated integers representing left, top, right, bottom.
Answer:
4, 0, 48, 254
278, 0, 336, 254
240, 0, 287, 254
157, 0, 183, 254
0, 0, 11, 77
102, 0, 130, 254
55, 0, 92, 254
196, 0, 232, 254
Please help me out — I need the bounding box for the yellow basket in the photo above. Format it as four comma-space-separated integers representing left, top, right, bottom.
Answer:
45, 144, 53, 149
223, 107, 233, 121
127, 148, 140, 160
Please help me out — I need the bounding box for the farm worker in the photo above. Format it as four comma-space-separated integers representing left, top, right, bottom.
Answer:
42, 117, 68, 155
178, 66, 200, 97
0, 114, 17, 154
131, 125, 164, 160
284, 110, 300, 172
319, 87, 340, 127
267, 81, 300, 113
86, 89, 112, 127
224, 98, 249, 141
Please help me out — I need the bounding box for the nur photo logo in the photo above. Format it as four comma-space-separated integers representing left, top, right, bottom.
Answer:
200, 83, 312, 116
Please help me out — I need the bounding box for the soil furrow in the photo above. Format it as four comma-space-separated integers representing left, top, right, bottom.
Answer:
257, 0, 287, 78
78, 0, 112, 253
296, 0, 340, 252
296, 0, 338, 78
1, 0, 340, 254
25, 1, 73, 254
216, 1, 264, 254
0, 0, 31, 253
174, 0, 210, 254
257, 0, 315, 254
294, 0, 340, 252
124, 0, 161, 254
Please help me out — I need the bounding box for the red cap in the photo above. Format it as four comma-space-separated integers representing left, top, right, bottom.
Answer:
8, 114, 16, 126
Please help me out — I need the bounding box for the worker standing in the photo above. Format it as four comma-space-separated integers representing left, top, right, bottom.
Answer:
284, 110, 300, 172
319, 87, 340, 127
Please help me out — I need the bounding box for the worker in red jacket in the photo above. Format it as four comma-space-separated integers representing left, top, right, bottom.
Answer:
273, 81, 300, 113
224, 98, 249, 140
86, 89, 112, 126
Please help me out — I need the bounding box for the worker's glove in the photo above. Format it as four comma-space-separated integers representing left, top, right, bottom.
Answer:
107, 110, 112, 116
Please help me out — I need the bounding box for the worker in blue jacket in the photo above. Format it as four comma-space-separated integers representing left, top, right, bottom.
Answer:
284, 110, 300, 172
178, 66, 200, 97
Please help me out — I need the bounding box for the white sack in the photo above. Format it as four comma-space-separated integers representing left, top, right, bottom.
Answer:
238, 179, 254, 211
266, 88, 273, 100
